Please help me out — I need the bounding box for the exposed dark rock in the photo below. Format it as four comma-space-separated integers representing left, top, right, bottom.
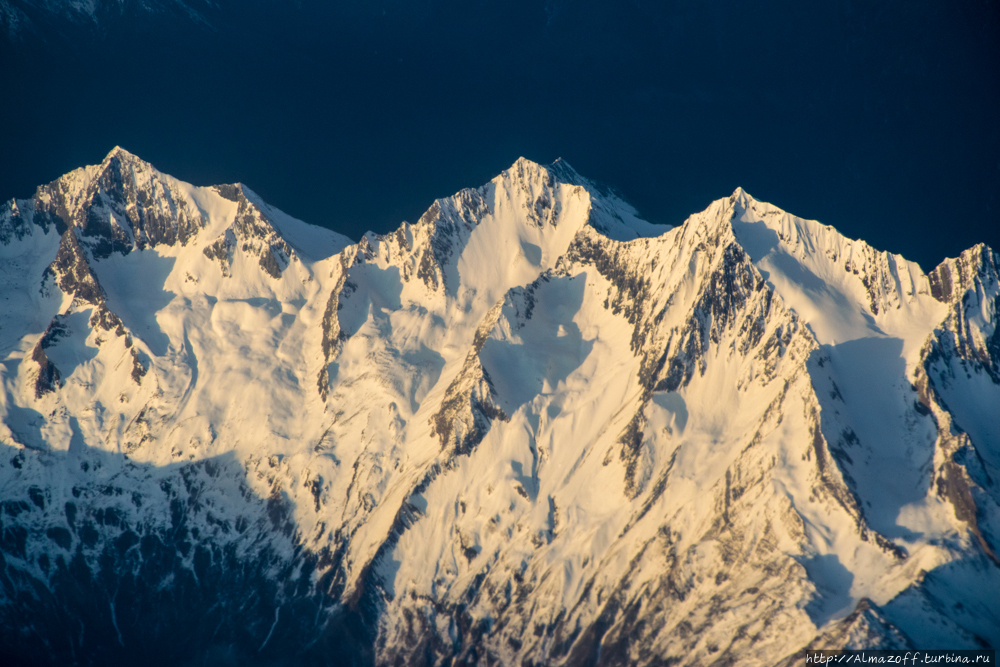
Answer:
0, 198, 41, 244
130, 349, 148, 385
0, 446, 357, 667
31, 336, 61, 399
50, 228, 105, 306
430, 302, 510, 456
205, 186, 295, 280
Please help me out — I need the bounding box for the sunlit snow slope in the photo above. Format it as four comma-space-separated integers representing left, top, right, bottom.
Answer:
0, 149, 997, 666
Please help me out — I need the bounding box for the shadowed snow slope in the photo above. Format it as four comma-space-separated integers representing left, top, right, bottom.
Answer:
0, 149, 997, 665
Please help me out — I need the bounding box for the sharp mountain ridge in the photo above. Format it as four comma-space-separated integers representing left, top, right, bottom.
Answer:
0, 148, 997, 666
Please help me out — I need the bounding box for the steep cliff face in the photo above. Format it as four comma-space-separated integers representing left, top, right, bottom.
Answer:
923, 245, 1000, 457
0, 149, 996, 665
727, 191, 1000, 650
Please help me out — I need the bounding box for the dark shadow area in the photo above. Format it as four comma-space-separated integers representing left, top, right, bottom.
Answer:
729, 217, 780, 262
799, 553, 855, 627
1, 400, 47, 452
520, 239, 542, 266
226, 297, 284, 319
401, 343, 446, 415
96, 251, 178, 357
809, 336, 932, 541
881, 552, 1000, 649
927, 350, 1000, 480
337, 264, 404, 339
511, 460, 538, 501
767, 250, 847, 302
41, 310, 100, 380
651, 391, 688, 435
0, 436, 375, 666
479, 274, 593, 416
66, 416, 86, 459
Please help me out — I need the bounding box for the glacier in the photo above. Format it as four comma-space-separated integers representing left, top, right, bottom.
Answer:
0, 147, 997, 665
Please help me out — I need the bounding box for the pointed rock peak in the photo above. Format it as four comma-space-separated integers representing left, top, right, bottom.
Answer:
928, 243, 1000, 303
496, 155, 670, 241
236, 183, 268, 209
502, 156, 584, 188
211, 182, 269, 210
549, 156, 575, 170
956, 242, 998, 271
498, 156, 606, 195
90, 146, 161, 195
511, 156, 544, 170
729, 186, 757, 210
104, 145, 135, 161
100, 146, 153, 171
213, 183, 246, 203
501, 156, 556, 186
545, 158, 585, 185
228, 185, 286, 243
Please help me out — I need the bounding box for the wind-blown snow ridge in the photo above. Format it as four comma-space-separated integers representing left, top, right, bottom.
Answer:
0, 151, 997, 665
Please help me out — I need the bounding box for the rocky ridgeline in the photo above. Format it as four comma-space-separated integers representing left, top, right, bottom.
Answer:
203, 183, 296, 279
0, 149, 997, 665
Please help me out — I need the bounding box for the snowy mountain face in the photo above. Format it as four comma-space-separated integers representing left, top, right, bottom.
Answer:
0, 149, 997, 666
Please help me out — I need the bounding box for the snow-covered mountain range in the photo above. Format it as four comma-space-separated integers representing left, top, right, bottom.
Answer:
0, 148, 997, 665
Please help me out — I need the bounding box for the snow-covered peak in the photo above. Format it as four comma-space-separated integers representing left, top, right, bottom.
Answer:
25, 146, 213, 256
93, 145, 166, 187
494, 156, 671, 241
101, 144, 143, 165
1, 154, 997, 665
345, 155, 666, 323
730, 185, 750, 201
724, 188, 997, 591
928, 243, 999, 304
544, 156, 582, 181
923, 242, 1000, 416
202, 179, 352, 276
727, 187, 946, 358
6, 147, 352, 270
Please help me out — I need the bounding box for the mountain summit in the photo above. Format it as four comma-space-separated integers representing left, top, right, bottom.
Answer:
0, 151, 997, 665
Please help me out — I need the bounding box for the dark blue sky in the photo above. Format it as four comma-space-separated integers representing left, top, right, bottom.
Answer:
2, 0, 997, 270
